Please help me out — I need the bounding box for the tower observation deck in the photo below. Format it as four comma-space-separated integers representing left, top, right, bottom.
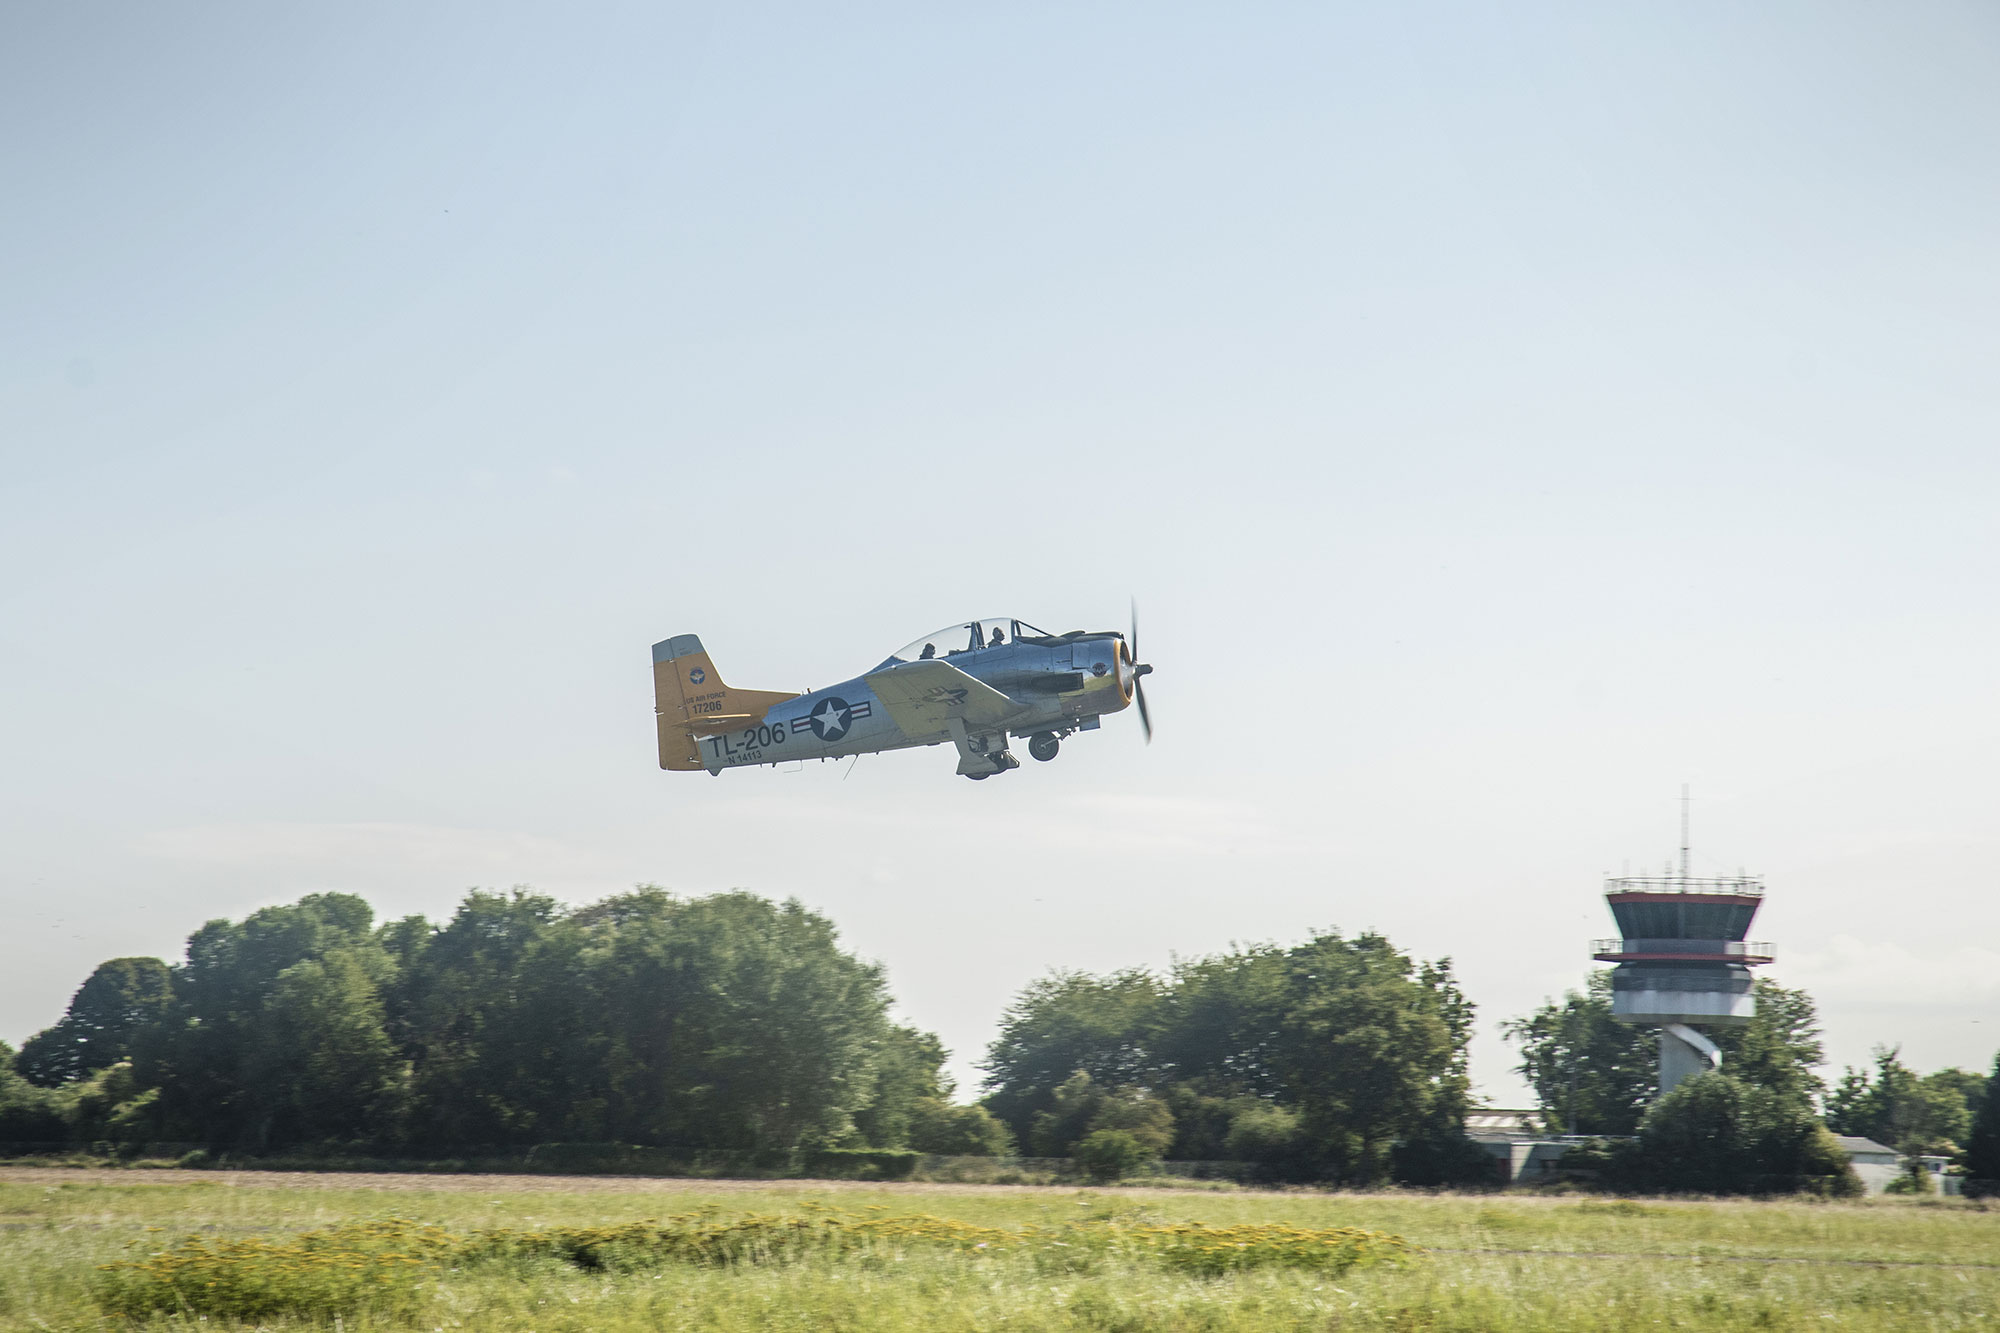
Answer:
1597, 873, 1770, 1029
1595, 819, 1773, 1095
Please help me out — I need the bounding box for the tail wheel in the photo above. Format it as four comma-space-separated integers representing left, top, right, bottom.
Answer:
1029, 732, 1061, 762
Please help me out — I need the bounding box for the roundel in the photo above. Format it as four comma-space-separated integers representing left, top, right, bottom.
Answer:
688, 667, 707, 685
806, 696, 855, 741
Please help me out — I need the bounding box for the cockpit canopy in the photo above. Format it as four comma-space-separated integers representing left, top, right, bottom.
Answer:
887, 618, 1054, 664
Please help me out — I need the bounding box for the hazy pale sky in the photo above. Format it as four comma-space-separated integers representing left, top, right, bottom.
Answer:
5, 3, 1998, 1106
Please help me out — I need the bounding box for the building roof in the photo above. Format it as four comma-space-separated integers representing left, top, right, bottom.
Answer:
1832, 1135, 1896, 1156
1465, 1110, 1539, 1136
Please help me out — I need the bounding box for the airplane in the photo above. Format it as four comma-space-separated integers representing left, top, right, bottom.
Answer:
651, 613, 1154, 780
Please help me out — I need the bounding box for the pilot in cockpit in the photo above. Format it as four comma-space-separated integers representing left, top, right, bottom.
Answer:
919, 642, 936, 659
989, 626, 1006, 647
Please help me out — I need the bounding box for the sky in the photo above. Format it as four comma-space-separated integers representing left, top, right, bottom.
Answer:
4, 2, 1998, 1107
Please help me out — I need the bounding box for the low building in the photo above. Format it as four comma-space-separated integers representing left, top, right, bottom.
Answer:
1833, 1135, 1900, 1193
1465, 1109, 1588, 1184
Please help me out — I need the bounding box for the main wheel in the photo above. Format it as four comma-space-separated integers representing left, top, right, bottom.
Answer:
965, 771, 990, 781
1029, 732, 1061, 762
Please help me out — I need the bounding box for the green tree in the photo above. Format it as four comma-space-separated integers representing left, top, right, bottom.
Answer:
23, 887, 938, 1158
1712, 979, 1826, 1107
1150, 946, 1289, 1098
982, 929, 1476, 1184
1925, 1066, 1989, 1132
1625, 1072, 1860, 1196
1222, 1102, 1302, 1163
387, 889, 584, 1145
243, 949, 405, 1146
980, 969, 1161, 1146
1903, 1073, 1978, 1154
583, 889, 897, 1150
0, 1040, 67, 1141
1821, 1047, 1973, 1152
1073, 1129, 1155, 1182
1028, 1071, 1110, 1156
1502, 971, 1655, 1135
1087, 1086, 1176, 1156
1269, 933, 1474, 1184
1825, 1046, 1914, 1144
1962, 1051, 2000, 1192
849, 1026, 949, 1149
62, 1061, 162, 1146
907, 1101, 1015, 1156
133, 892, 398, 1149
14, 958, 173, 1087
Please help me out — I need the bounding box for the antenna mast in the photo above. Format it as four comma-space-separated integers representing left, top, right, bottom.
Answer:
1679, 784, 1691, 883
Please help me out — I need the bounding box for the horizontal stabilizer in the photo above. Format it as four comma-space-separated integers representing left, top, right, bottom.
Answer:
687, 714, 759, 735
864, 659, 1016, 738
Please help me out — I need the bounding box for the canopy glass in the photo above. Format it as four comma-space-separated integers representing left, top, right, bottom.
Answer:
886, 618, 1052, 664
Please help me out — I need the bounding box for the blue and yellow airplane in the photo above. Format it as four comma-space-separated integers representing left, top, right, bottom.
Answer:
652, 615, 1154, 779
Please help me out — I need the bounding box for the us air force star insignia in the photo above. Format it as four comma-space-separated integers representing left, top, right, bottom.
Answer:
689, 667, 707, 685
807, 697, 853, 741
793, 695, 873, 741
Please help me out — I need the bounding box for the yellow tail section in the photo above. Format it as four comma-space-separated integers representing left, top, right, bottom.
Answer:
651, 635, 799, 771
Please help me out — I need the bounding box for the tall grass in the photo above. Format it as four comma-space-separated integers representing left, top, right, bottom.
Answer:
1, 1173, 1995, 1331
93, 1203, 1418, 1318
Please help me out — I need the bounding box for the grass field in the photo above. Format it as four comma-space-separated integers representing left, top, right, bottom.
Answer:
0, 1168, 1994, 1331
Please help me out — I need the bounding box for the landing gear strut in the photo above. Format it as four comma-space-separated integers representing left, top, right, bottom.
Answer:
1028, 732, 1061, 762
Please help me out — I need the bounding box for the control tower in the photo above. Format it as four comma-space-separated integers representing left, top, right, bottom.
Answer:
1591, 807, 1772, 1095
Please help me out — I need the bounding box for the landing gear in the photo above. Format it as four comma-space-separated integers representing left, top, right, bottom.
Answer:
950, 720, 1019, 779
1029, 732, 1061, 762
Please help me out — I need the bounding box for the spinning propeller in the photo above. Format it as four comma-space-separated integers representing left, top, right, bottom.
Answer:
1129, 599, 1155, 742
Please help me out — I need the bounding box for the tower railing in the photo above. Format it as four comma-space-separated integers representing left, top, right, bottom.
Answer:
1604, 875, 1763, 896
1592, 938, 1774, 961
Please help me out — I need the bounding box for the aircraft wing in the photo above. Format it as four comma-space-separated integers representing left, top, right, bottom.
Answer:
863, 660, 1017, 736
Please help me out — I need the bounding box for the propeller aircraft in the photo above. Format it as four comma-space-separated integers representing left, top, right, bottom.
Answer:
651, 613, 1155, 780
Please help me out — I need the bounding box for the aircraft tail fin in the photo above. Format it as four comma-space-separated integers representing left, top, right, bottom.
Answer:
651, 635, 798, 771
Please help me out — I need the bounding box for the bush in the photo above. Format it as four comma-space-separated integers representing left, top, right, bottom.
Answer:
1223, 1104, 1302, 1162
1088, 1089, 1175, 1156
1884, 1157, 1936, 1195
1138, 1222, 1419, 1277
909, 1101, 1016, 1156
1617, 1075, 1861, 1196
800, 1148, 918, 1180
0, 1042, 69, 1142
95, 1219, 451, 1321
1074, 1128, 1156, 1182
1390, 1128, 1499, 1187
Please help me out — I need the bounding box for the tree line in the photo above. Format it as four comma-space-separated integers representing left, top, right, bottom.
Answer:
1, 889, 1007, 1158
5, 887, 1997, 1193
978, 933, 1486, 1185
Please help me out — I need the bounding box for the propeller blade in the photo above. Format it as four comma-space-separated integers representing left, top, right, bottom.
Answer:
1129, 598, 1152, 741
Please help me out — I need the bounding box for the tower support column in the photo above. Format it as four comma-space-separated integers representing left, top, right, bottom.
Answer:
1658, 1022, 1721, 1096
